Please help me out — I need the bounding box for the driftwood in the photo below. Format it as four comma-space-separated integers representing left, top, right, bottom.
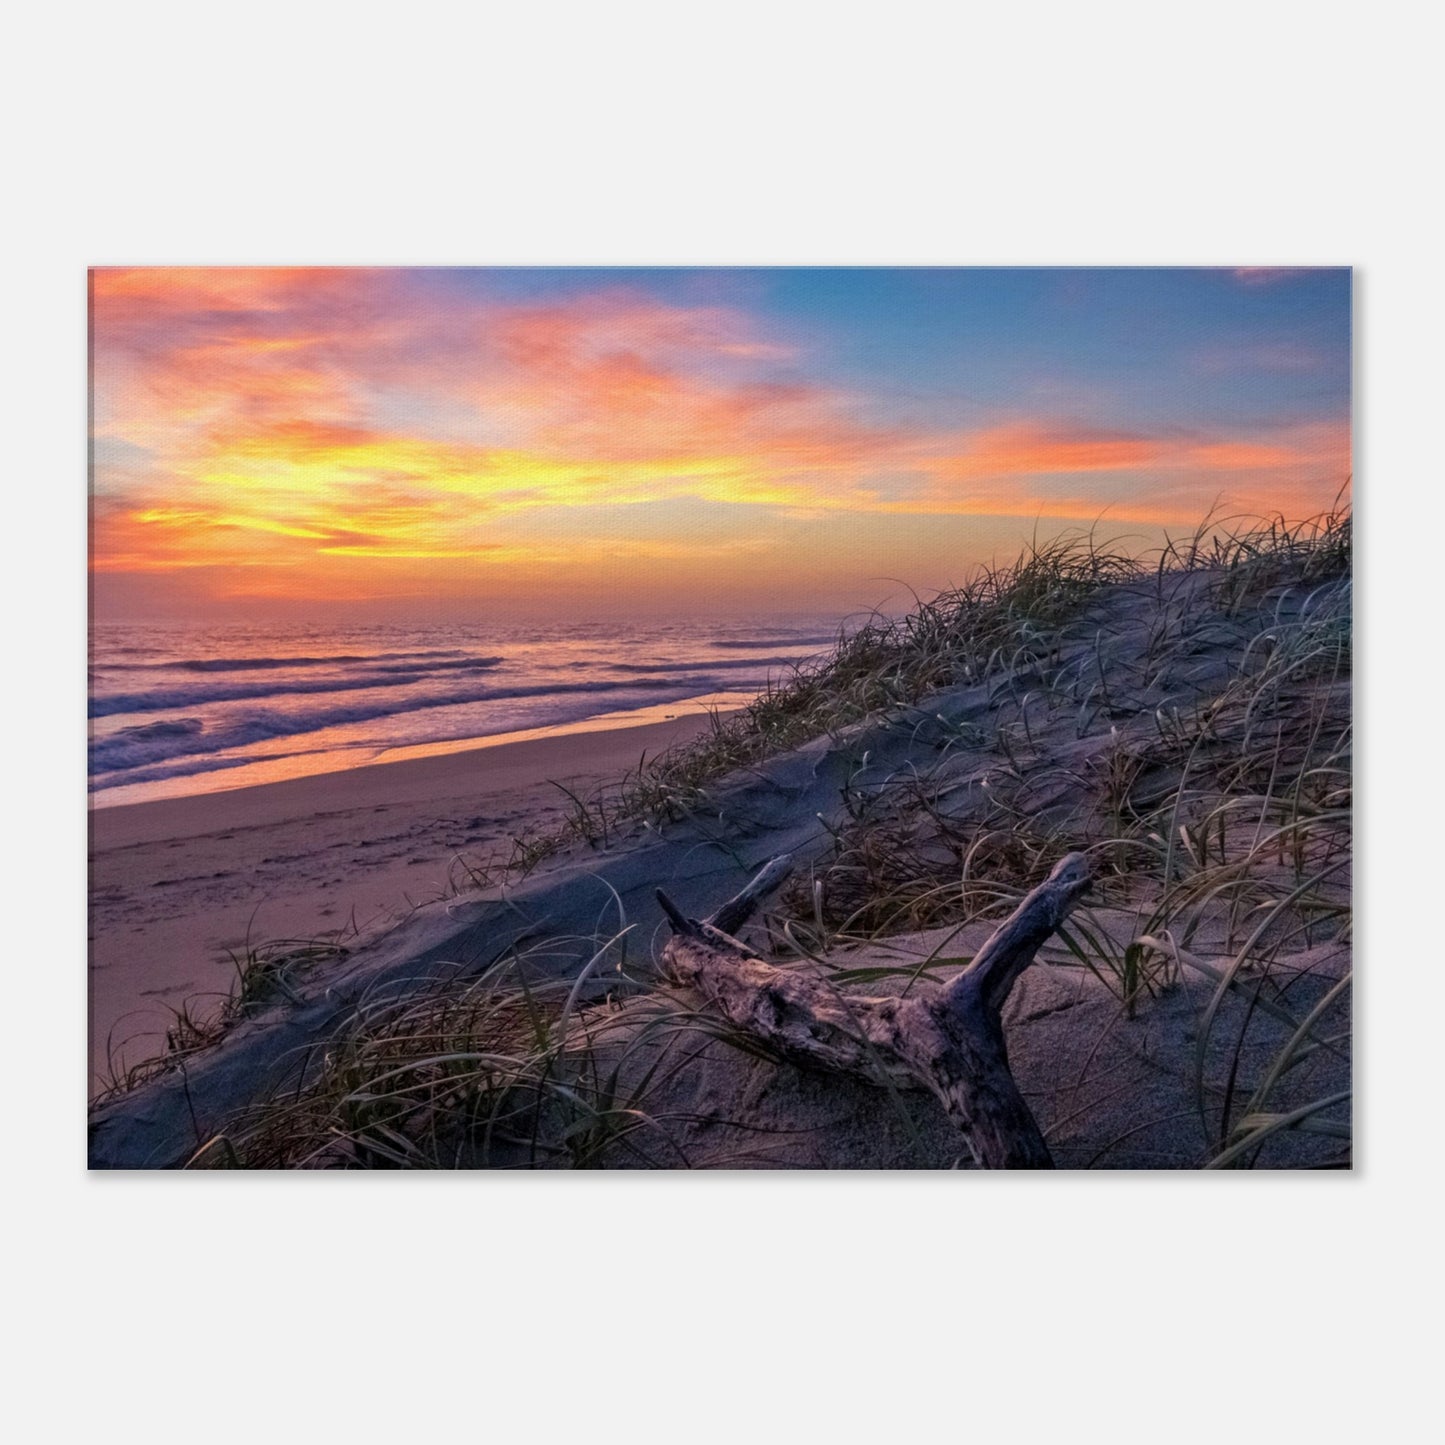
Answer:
657, 852, 1093, 1169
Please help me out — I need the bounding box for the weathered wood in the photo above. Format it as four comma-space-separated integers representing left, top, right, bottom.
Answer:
658, 852, 1093, 1169
708, 853, 796, 936
946, 852, 1093, 1015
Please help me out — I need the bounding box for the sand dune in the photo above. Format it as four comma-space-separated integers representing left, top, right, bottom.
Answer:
89, 522, 1353, 1170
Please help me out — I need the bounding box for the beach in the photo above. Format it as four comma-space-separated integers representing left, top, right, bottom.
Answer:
86, 610, 830, 1092
89, 708, 728, 1092
89, 616, 835, 807
88, 531, 1354, 1170
82, 262, 1353, 1169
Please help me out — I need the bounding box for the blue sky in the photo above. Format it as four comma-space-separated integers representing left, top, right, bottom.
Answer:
91, 266, 1351, 620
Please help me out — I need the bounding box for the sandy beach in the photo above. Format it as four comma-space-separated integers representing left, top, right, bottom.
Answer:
89, 709, 727, 1092
83, 261, 1353, 1170
89, 538, 1353, 1171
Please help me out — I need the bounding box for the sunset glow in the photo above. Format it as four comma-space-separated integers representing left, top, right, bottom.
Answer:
91, 267, 1351, 619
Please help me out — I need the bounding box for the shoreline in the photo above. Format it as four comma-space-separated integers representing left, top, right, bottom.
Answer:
90, 688, 756, 812
89, 705, 737, 1093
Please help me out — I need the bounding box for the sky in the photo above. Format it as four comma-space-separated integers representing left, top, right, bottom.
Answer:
90, 267, 1351, 623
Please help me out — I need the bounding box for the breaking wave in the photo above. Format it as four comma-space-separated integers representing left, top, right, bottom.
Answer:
89, 675, 716, 776
90, 657, 505, 718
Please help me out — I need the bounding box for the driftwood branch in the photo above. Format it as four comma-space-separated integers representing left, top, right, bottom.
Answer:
657, 852, 1093, 1169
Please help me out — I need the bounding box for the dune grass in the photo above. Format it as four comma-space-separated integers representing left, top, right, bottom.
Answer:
754, 503, 1352, 1165
143, 501, 1350, 1168
94, 934, 352, 1102
450, 523, 1150, 884
189, 930, 807, 1169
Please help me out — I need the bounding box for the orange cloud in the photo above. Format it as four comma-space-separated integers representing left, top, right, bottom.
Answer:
930, 425, 1163, 481
90, 270, 1351, 613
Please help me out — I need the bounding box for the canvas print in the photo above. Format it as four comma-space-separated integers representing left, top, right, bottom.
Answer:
88, 267, 1352, 1169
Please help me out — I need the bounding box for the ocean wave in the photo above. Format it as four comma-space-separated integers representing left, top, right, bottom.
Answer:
104, 717, 205, 742
361, 656, 506, 676
105, 647, 473, 674
88, 753, 263, 792
88, 675, 721, 777
90, 656, 505, 718
709, 634, 839, 649
609, 655, 811, 675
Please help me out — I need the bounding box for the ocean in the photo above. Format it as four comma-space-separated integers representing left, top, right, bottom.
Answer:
88, 616, 842, 808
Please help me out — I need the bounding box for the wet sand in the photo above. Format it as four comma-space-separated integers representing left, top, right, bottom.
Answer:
89, 710, 726, 1092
